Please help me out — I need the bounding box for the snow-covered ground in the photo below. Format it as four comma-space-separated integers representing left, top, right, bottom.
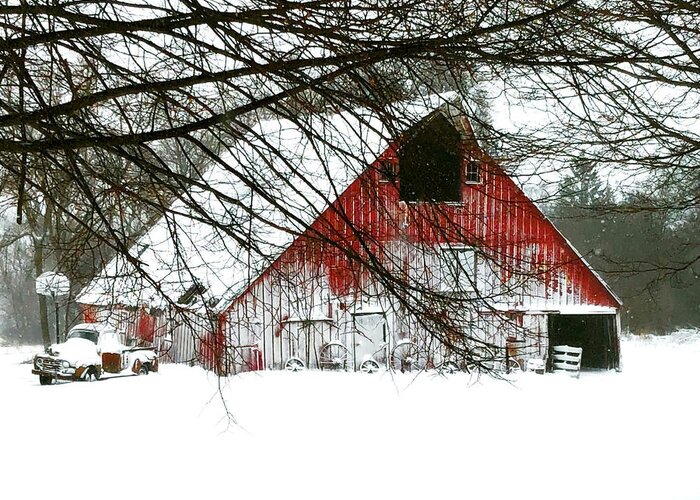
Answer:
1, 332, 699, 500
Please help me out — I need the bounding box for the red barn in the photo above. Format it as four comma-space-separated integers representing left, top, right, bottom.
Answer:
78, 101, 621, 374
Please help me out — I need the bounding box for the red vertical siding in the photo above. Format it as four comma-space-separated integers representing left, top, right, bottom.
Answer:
233, 142, 619, 312
137, 308, 155, 343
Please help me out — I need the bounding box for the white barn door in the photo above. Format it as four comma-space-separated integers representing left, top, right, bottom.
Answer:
352, 313, 387, 369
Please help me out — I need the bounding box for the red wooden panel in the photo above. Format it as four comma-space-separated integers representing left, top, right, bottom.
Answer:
137, 309, 155, 343
81, 305, 98, 324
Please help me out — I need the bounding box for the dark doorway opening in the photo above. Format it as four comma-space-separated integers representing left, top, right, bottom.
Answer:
548, 314, 619, 370
398, 114, 461, 202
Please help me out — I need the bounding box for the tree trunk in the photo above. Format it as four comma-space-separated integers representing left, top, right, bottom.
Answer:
34, 239, 50, 347
63, 288, 73, 338
34, 200, 55, 347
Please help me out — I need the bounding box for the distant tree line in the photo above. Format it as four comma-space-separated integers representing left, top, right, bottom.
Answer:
548, 161, 699, 334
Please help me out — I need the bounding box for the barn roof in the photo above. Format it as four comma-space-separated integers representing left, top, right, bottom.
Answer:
76, 96, 452, 311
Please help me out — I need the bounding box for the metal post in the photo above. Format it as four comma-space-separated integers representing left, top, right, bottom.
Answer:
505, 342, 510, 374
352, 322, 357, 372
53, 292, 60, 344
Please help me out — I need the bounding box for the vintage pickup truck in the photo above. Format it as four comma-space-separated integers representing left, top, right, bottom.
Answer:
32, 323, 158, 385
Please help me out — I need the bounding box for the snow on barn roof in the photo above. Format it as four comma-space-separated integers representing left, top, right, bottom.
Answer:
77, 95, 456, 311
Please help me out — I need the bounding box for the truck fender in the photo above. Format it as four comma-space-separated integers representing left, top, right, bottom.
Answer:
132, 359, 143, 374
131, 352, 158, 374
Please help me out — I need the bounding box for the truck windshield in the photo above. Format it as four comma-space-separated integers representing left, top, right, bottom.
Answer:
67, 329, 99, 343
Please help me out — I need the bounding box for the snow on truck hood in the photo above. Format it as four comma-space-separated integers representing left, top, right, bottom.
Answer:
49, 338, 101, 367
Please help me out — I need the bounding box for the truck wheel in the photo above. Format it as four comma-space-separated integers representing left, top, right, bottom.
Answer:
86, 366, 101, 381
39, 375, 53, 385
137, 363, 149, 375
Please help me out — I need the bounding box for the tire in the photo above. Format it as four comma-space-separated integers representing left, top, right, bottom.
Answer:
138, 363, 149, 376
86, 366, 101, 381
39, 375, 53, 385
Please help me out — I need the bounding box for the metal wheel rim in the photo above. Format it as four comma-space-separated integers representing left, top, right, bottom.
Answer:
360, 359, 380, 373
285, 358, 305, 371
319, 343, 349, 371
390, 342, 426, 373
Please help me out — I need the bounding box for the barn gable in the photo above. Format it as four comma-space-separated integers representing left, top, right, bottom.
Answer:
225, 106, 619, 311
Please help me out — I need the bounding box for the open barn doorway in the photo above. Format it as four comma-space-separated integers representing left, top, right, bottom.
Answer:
548, 314, 619, 370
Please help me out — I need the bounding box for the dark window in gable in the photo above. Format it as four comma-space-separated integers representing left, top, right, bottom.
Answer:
398, 114, 461, 202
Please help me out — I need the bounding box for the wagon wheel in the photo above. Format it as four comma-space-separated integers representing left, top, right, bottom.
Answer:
436, 361, 460, 375
284, 357, 306, 372
500, 357, 522, 374
319, 342, 349, 371
359, 358, 380, 374
464, 345, 497, 374
390, 341, 428, 373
